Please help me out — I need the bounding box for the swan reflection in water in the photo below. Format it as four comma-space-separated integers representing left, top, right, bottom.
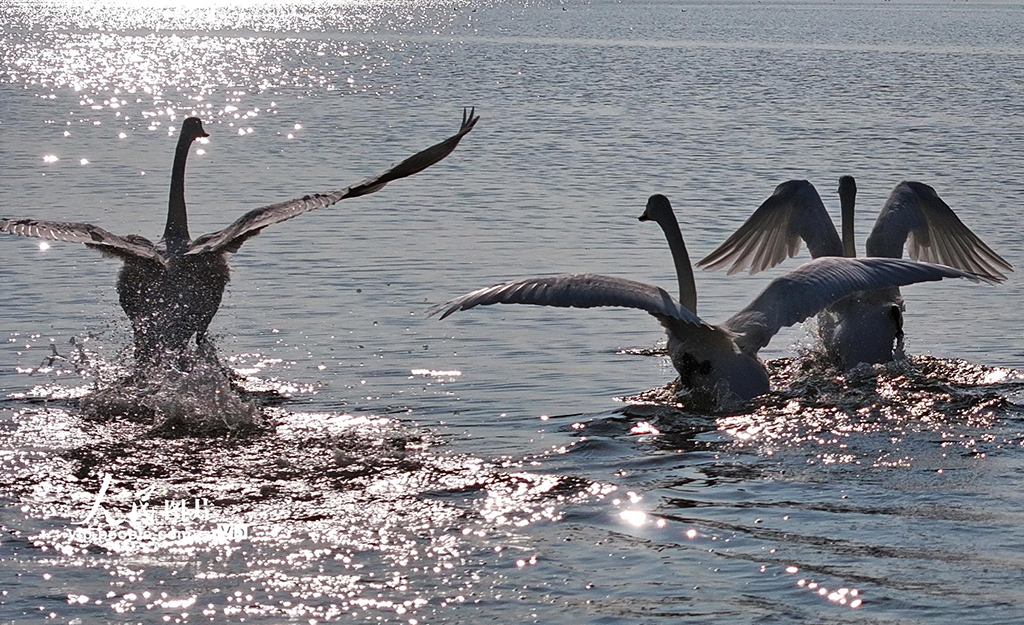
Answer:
697, 177, 1012, 369
434, 194, 994, 403
1, 109, 479, 374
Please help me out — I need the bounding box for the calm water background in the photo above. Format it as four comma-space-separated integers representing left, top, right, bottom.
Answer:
2, 0, 1024, 623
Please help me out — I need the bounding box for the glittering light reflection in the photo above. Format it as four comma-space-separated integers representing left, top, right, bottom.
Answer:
1, 4, 463, 129
612, 354, 1017, 618
710, 355, 1023, 470
410, 369, 461, 380
629, 421, 660, 435
619, 510, 646, 526
1, 356, 602, 623
796, 578, 862, 609
3, 2, 1018, 620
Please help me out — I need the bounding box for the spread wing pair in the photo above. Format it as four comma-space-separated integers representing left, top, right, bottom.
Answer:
695, 178, 1011, 281
1, 108, 480, 261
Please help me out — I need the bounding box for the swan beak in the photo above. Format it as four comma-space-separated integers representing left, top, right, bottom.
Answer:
638, 213, 650, 222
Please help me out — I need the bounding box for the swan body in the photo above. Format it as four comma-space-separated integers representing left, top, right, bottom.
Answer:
697, 178, 1011, 369
433, 195, 989, 401
817, 288, 902, 367
115, 250, 232, 367
2, 110, 479, 368
662, 318, 770, 401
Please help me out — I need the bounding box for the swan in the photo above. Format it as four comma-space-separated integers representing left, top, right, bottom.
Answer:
432, 194, 990, 402
695, 178, 1011, 368
1, 109, 479, 369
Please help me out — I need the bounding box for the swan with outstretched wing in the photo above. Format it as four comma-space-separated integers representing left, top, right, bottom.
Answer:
433, 194, 992, 402
695, 177, 1010, 368
2, 110, 479, 368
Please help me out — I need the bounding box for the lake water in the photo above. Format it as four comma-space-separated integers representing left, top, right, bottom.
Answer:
2, 0, 1024, 623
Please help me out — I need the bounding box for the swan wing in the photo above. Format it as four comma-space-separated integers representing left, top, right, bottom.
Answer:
186, 108, 480, 255
697, 180, 843, 275
430, 273, 709, 327
0, 217, 161, 262
864, 181, 1012, 282
723, 257, 990, 355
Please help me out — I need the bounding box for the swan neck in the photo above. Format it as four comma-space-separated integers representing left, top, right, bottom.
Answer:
840, 185, 856, 257
658, 212, 698, 314
164, 133, 193, 247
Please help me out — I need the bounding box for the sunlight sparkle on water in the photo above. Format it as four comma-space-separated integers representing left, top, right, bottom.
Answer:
410, 369, 461, 378
629, 421, 660, 435
3, 12, 422, 136
620, 510, 646, 526
4, 394, 605, 622
796, 577, 862, 609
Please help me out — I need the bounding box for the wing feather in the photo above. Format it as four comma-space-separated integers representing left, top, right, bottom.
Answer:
698, 180, 843, 275
865, 181, 1012, 282
0, 217, 161, 262
723, 257, 991, 356
186, 108, 479, 256
430, 273, 708, 327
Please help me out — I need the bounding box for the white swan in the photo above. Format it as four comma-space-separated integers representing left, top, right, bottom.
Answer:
696, 178, 1011, 368
433, 194, 990, 401
1, 110, 479, 368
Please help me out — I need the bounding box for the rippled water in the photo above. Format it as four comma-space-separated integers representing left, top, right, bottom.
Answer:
2, 0, 1024, 623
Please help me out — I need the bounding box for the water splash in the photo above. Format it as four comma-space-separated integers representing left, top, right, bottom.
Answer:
6, 337, 305, 438
80, 362, 266, 438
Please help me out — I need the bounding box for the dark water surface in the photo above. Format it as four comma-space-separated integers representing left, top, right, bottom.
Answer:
2, 0, 1024, 623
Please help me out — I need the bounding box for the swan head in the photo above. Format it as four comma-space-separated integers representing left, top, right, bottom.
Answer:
181, 117, 210, 142
837, 175, 857, 196
638, 194, 674, 223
